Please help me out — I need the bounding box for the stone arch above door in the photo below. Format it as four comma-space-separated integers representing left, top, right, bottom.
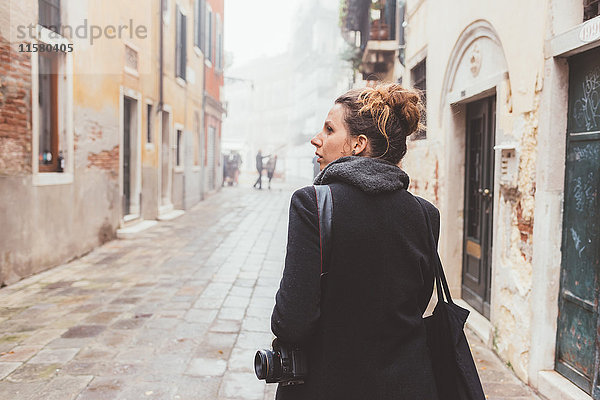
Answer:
439, 20, 510, 124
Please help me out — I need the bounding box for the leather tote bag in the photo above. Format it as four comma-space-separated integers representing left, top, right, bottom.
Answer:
416, 197, 486, 400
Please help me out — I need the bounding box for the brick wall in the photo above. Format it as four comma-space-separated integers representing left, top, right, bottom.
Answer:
0, 34, 31, 175
87, 145, 119, 179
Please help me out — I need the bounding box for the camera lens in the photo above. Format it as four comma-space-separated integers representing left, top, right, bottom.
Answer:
254, 349, 272, 380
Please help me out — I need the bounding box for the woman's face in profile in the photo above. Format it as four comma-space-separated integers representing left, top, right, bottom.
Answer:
311, 104, 352, 171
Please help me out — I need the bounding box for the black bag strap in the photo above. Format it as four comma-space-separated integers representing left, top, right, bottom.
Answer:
314, 185, 333, 276
415, 197, 454, 305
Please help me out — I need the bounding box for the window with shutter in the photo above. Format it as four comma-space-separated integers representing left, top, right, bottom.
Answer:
200, 0, 206, 53
206, 6, 213, 63
38, 0, 60, 33
182, 14, 187, 78
215, 14, 222, 70
175, 6, 186, 80
36, 0, 72, 174
194, 0, 202, 49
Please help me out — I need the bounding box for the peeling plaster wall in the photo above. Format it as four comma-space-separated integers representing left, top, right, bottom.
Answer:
493, 87, 541, 380
404, 0, 549, 383
0, 0, 156, 285
0, 76, 123, 286
0, 0, 211, 286
403, 142, 440, 204
161, 0, 207, 208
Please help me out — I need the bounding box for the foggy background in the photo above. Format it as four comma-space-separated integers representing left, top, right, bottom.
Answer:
222, 0, 353, 182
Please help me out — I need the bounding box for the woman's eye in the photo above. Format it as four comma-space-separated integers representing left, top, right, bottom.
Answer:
326, 126, 333, 132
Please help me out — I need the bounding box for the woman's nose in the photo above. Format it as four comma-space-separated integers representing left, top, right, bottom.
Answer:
310, 135, 321, 147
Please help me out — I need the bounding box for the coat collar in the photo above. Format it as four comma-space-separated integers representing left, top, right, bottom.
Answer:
313, 156, 410, 194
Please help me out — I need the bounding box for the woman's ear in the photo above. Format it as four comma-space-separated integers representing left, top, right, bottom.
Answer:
353, 134, 369, 156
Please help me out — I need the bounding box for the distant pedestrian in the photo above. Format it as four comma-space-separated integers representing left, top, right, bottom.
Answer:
232, 152, 242, 185
266, 155, 278, 190
222, 154, 228, 187
253, 150, 269, 189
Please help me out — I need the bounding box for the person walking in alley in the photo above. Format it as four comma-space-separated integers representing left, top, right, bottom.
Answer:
253, 150, 269, 189
266, 155, 278, 190
269, 83, 439, 399
232, 151, 242, 185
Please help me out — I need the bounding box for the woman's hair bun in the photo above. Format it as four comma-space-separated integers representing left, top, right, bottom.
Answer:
334, 83, 425, 164
358, 84, 423, 139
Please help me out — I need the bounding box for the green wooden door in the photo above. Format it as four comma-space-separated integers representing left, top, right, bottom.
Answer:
556, 46, 600, 397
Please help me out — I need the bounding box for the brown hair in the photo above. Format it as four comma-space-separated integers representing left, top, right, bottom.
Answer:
335, 83, 424, 164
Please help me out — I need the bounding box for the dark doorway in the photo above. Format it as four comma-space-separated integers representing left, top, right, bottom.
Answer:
161, 111, 171, 206
123, 97, 133, 216
556, 46, 600, 398
462, 95, 496, 319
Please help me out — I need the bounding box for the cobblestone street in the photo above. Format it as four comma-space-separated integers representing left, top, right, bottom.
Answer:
0, 179, 540, 399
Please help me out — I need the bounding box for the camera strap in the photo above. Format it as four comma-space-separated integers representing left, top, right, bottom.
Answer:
314, 185, 333, 276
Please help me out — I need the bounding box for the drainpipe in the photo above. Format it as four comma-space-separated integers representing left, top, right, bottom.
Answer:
201, 43, 206, 200
157, 0, 165, 212
159, 0, 164, 112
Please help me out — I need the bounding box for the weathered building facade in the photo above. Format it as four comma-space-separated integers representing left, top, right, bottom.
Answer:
202, 0, 225, 193
0, 0, 223, 286
344, 0, 600, 398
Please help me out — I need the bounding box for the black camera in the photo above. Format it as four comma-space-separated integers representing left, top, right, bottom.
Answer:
254, 338, 307, 386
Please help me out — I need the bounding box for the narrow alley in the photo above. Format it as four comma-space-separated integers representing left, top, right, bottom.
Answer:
0, 180, 540, 400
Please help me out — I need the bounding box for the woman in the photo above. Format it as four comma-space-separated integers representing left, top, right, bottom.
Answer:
271, 83, 440, 400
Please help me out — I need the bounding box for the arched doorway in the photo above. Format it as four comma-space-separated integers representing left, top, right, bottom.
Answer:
439, 20, 511, 319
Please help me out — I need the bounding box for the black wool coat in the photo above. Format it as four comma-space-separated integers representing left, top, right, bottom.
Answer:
271, 156, 440, 400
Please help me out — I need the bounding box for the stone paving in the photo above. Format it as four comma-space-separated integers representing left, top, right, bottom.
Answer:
0, 177, 542, 399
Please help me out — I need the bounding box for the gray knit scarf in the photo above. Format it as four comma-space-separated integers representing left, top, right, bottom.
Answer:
313, 156, 410, 194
